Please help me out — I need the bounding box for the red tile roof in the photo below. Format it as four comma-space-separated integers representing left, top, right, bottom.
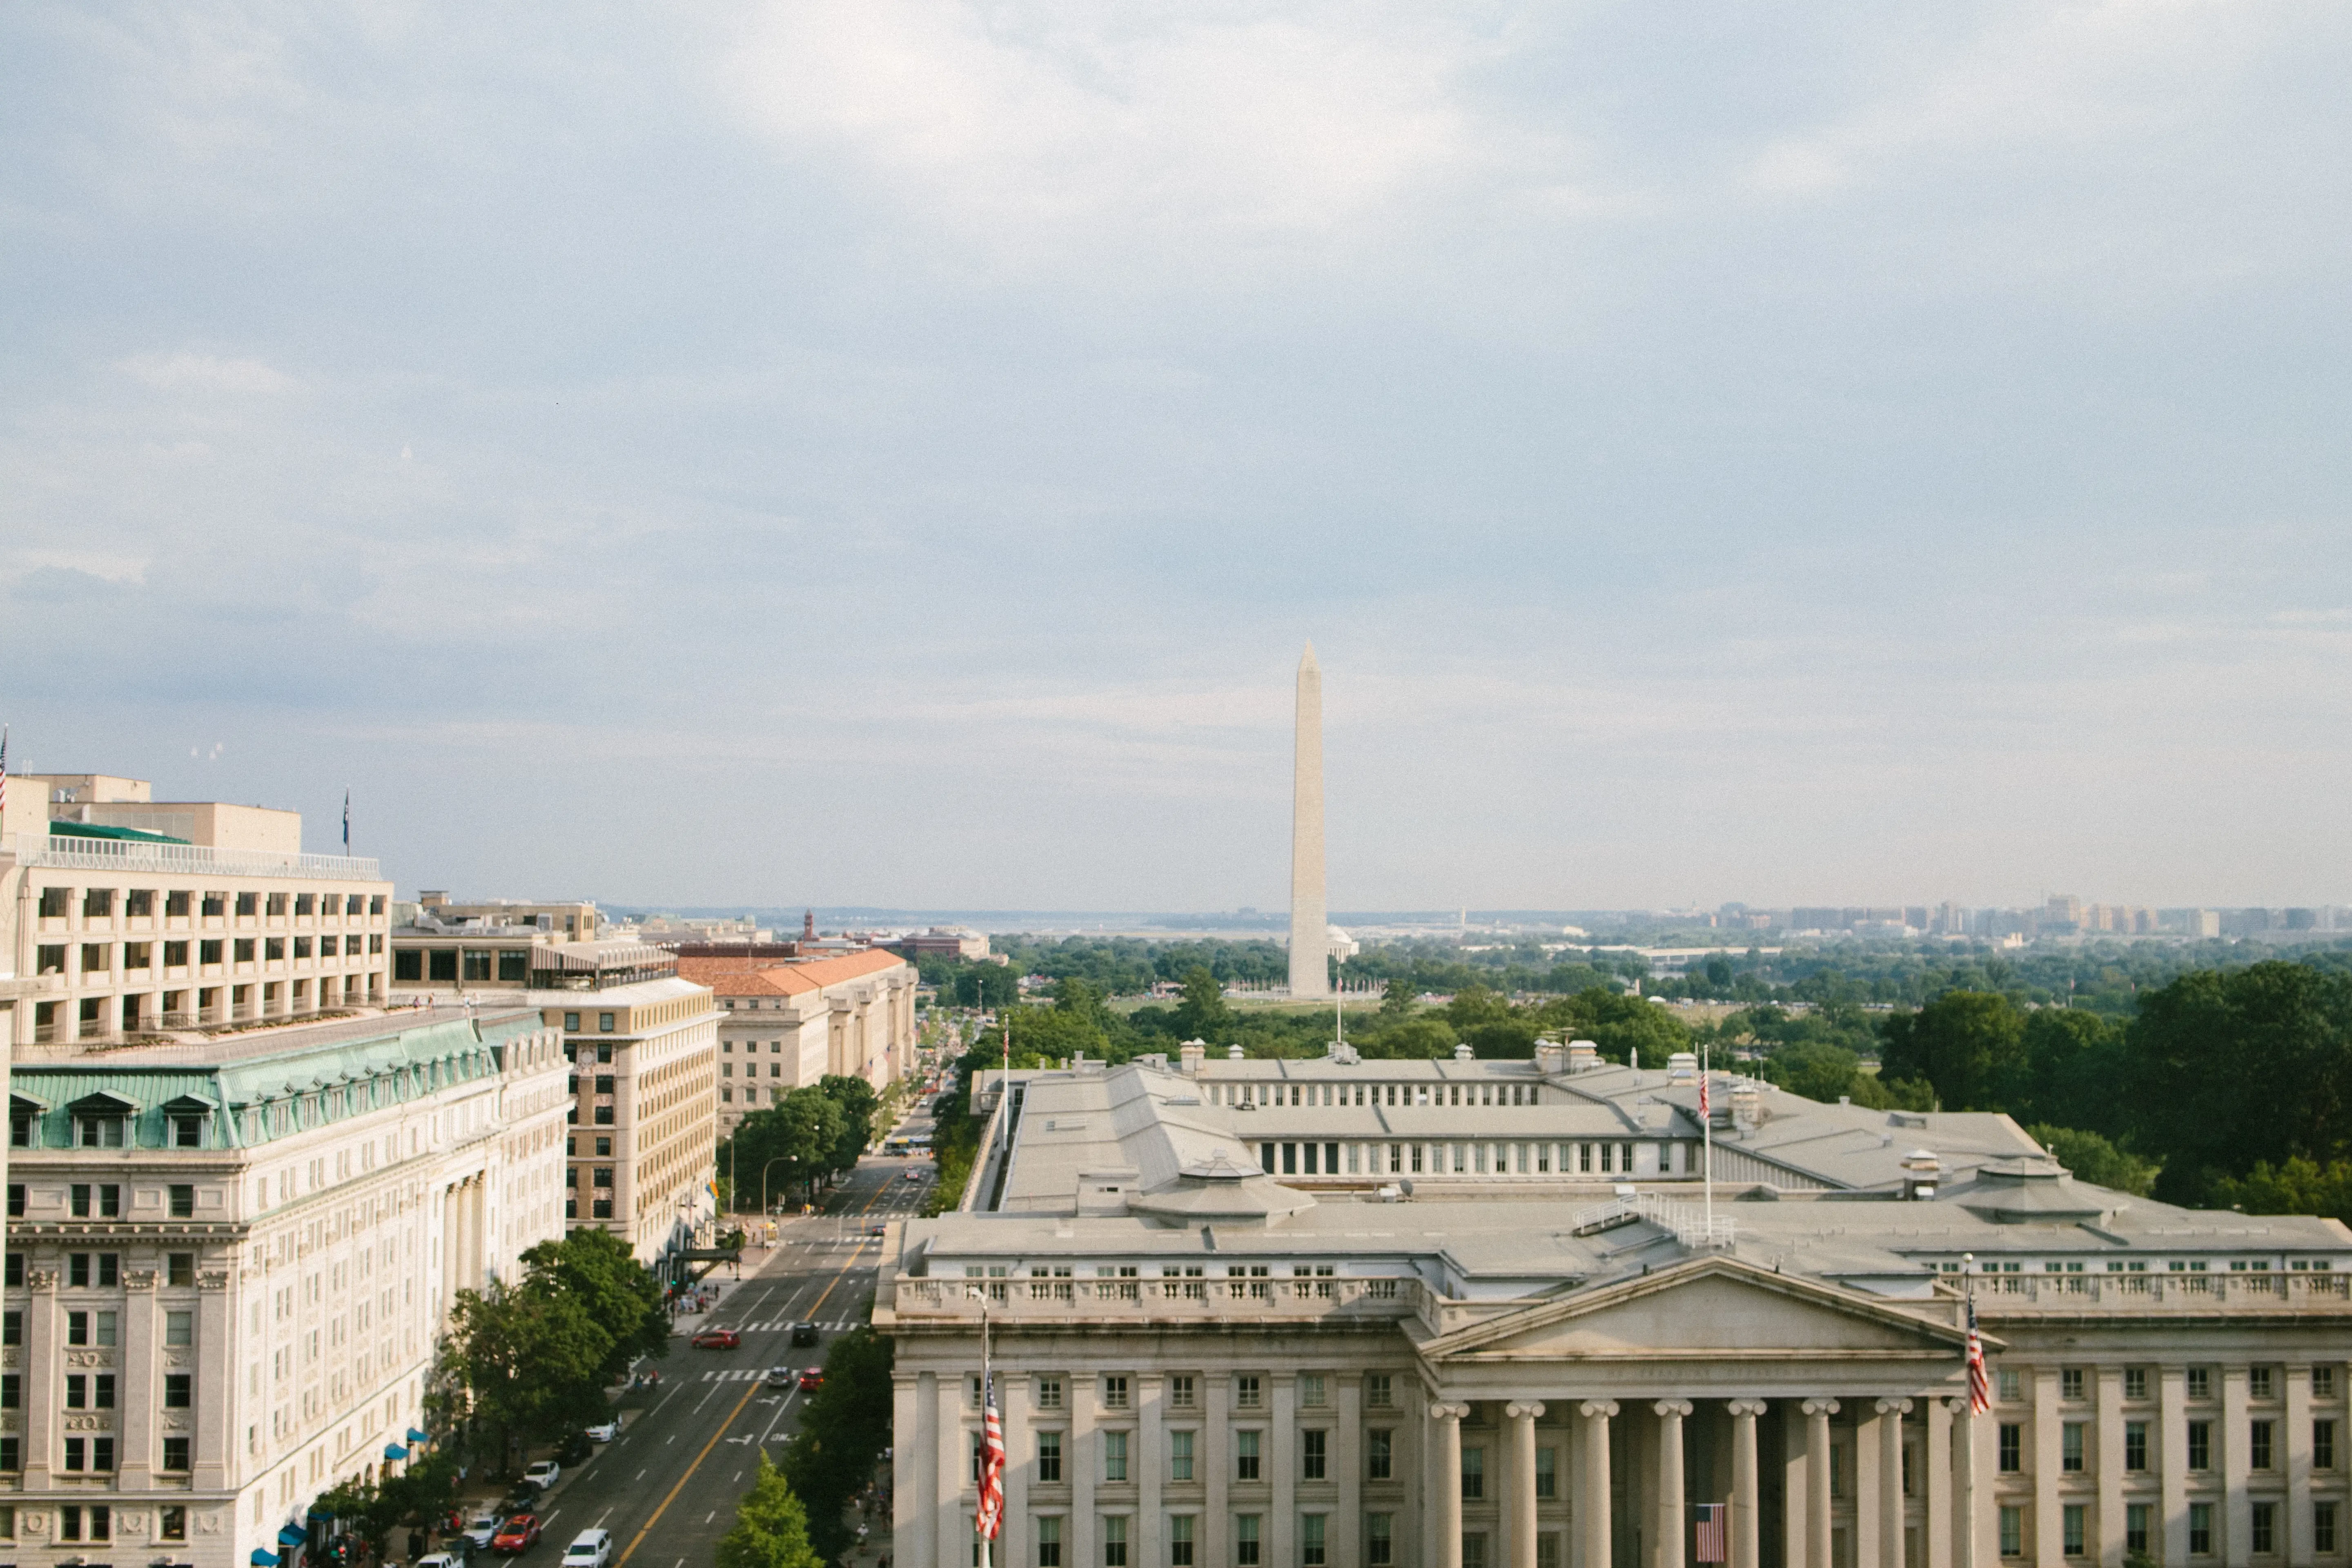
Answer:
676, 948, 904, 997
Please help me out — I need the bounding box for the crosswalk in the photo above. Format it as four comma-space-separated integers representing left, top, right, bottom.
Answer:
702, 1368, 796, 1383
724, 1316, 862, 1334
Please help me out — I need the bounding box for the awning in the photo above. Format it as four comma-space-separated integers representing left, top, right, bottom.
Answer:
406, 1428, 430, 1444
306, 1507, 334, 1522
278, 1526, 309, 1545
383, 1443, 409, 1461
253, 1551, 282, 1566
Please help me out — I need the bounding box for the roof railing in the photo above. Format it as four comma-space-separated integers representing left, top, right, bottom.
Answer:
11, 833, 381, 882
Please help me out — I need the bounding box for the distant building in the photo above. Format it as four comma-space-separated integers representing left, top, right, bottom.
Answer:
675, 951, 918, 1133
414, 890, 601, 940
890, 927, 993, 962
1, 772, 391, 1046
388, 924, 717, 1267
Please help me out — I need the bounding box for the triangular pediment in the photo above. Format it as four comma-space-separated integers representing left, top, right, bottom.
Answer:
1426, 1256, 1976, 1363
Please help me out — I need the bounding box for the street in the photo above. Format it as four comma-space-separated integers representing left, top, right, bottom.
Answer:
477, 1144, 931, 1568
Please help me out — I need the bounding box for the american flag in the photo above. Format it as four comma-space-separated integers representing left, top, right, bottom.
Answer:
1965, 1297, 1992, 1415
1695, 1503, 1728, 1563
975, 1370, 1005, 1541
1699, 1067, 1710, 1123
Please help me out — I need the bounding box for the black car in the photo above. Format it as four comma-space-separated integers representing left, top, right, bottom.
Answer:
555, 1432, 593, 1467
501, 1482, 541, 1515
788, 1321, 820, 1347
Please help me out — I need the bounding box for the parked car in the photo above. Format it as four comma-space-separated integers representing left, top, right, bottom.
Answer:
491, 1516, 542, 1554
584, 1419, 619, 1443
560, 1530, 613, 1568
463, 1515, 503, 1550
797, 1367, 824, 1392
501, 1483, 541, 1515
690, 1329, 741, 1350
419, 1552, 467, 1568
555, 1432, 592, 1466
788, 1321, 820, 1347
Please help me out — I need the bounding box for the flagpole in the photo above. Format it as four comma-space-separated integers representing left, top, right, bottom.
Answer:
980, 1302, 993, 1568
1702, 1043, 1713, 1235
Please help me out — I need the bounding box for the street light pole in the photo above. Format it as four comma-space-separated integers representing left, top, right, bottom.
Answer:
760, 1156, 794, 1221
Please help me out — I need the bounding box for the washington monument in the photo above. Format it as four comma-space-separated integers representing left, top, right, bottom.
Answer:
1288, 643, 1329, 998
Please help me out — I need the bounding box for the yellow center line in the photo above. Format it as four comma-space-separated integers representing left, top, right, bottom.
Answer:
613, 1169, 895, 1567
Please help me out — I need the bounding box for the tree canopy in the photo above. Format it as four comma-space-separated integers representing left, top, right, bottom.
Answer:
715, 1456, 823, 1568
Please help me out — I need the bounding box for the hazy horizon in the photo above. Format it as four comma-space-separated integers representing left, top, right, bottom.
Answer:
7, 5, 2350, 911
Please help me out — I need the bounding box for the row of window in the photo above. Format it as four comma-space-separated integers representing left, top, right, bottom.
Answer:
0, 1305, 196, 1347
0, 1369, 192, 1410
38, 888, 383, 920
38, 934, 381, 973
1207, 1079, 1543, 1109
0, 1435, 195, 1473
7, 1181, 199, 1214
1992, 1366, 2338, 1403
392, 948, 531, 983
1025, 1512, 1424, 1568
1998, 1499, 2339, 1558
1259, 1139, 1661, 1177
1009, 1374, 1400, 1414
1996, 1418, 2336, 1474
0, 1503, 191, 1543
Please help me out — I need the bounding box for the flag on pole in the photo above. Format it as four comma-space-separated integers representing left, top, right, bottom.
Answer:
1965, 1297, 1992, 1415
1699, 1064, 1710, 1123
0, 724, 9, 818
1695, 1503, 1729, 1563
342, 789, 351, 852
976, 1370, 1006, 1540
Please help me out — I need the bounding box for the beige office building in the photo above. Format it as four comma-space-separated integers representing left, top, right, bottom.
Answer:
390, 921, 717, 1269
1, 1004, 568, 1568
885, 1046, 2352, 1568
676, 950, 916, 1136
1, 775, 393, 1045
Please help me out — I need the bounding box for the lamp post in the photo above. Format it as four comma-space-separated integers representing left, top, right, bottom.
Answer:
759, 1156, 795, 1221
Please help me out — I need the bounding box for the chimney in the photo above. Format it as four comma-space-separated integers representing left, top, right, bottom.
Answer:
1228, 1043, 1245, 1060
1453, 1042, 1474, 1061
1566, 1040, 1602, 1074
1179, 1041, 1206, 1076
1730, 1080, 1762, 1132
1901, 1149, 1942, 1201
419, 890, 450, 908
1533, 1039, 1567, 1076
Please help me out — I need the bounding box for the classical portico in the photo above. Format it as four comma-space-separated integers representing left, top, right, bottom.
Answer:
1412, 1258, 1980, 1568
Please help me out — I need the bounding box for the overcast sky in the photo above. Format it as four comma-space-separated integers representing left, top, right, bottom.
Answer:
4, 3, 2350, 913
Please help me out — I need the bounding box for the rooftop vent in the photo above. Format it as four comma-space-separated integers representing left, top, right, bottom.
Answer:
1228, 1043, 1245, 1060
1566, 1040, 1603, 1074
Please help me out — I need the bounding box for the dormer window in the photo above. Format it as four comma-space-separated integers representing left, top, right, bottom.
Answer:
69, 1091, 139, 1149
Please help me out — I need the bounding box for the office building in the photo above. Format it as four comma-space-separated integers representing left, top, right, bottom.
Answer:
1, 1005, 568, 1568
412, 891, 602, 941
675, 951, 917, 1135
884, 1046, 2352, 1568
388, 923, 717, 1267
1, 774, 392, 1046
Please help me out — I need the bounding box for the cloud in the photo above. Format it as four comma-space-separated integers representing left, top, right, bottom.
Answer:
122, 352, 299, 394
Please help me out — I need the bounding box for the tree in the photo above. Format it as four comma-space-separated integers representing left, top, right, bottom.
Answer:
1172, 967, 1232, 1042
517, 1229, 668, 1386
1358, 1017, 1457, 1059
440, 1281, 612, 1472
1444, 984, 1513, 1034
1379, 976, 1418, 1018
715, 1456, 823, 1568
2027, 1125, 2159, 1197
1878, 991, 2027, 1111
950, 963, 1021, 1010
1530, 987, 1692, 1066
817, 1074, 880, 1172
2126, 962, 2352, 1207
1464, 1019, 1540, 1058
1763, 1042, 1866, 1104
2211, 1157, 2352, 1225
315, 1452, 460, 1558
2017, 1009, 2129, 1136
780, 1326, 895, 1564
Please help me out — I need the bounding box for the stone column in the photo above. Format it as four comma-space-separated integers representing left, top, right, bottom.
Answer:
2095, 1369, 2124, 1568
1001, 1373, 1031, 1568
1069, 1372, 1097, 1568
1802, 1399, 1840, 1568
2222, 1365, 2251, 1565
1203, 1374, 1231, 1568
1656, 1401, 1693, 1568
1728, 1400, 1768, 1568
2032, 1369, 2062, 1567
1434, 1402, 1472, 1568
2287, 1364, 2315, 1566
2159, 1367, 2188, 1567
1509, 1401, 1547, 1568
1582, 1401, 1621, 1568
1336, 1374, 1364, 1568
896, 1372, 931, 1568
1270, 1373, 1297, 1566
938, 1373, 969, 1568
1876, 1400, 1910, 1568
116, 1266, 158, 1491
1927, 1399, 1957, 1568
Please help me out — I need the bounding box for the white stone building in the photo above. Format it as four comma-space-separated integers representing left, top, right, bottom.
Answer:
884, 1047, 2352, 1568
0, 1005, 568, 1568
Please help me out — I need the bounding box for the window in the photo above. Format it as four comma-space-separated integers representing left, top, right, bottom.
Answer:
2189, 1368, 2212, 1400
463, 949, 492, 981
2191, 1503, 2214, 1556
1101, 1513, 1127, 1567
1236, 1430, 1261, 1481
173, 1113, 203, 1147
563, 1011, 581, 1031
1368, 1514, 1394, 1567
2250, 1502, 2278, 1556
1365, 1373, 1392, 1408
1037, 1431, 1062, 1483
2320, 1367, 2339, 1398
599, 1011, 616, 1031
1235, 1376, 1261, 1409
1997, 1369, 2022, 1402
160, 1506, 187, 1541
2252, 1419, 2274, 1471
1036, 1515, 1062, 1568
499, 949, 530, 982
170, 1183, 195, 1216
1462, 1445, 1485, 1499
2318, 1502, 2339, 1556
1301, 1513, 1327, 1568
2063, 1504, 2086, 1558
1536, 1445, 1557, 1499
165, 1373, 192, 1408
2126, 1505, 2150, 1556
1169, 1430, 1194, 1481
2062, 1423, 2085, 1472
1464, 1532, 1489, 1568
1168, 1512, 1195, 1566
394, 950, 423, 981
2189, 1421, 2212, 1471
39, 887, 69, 918
1999, 1507, 2024, 1559
1234, 1515, 1260, 1568
1102, 1430, 1128, 1482
162, 1437, 191, 1471
1301, 1429, 1326, 1480
2125, 1422, 2148, 1471
2252, 1366, 2275, 1400
2061, 1368, 2085, 1400
0, 1375, 14, 1408
1168, 1376, 1194, 1409
1998, 1424, 2022, 1473
1102, 1376, 1129, 1410
1368, 1429, 1393, 1481
2319, 1419, 2337, 1471
69, 1311, 88, 1346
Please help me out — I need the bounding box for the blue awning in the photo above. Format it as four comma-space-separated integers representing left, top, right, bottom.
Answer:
383, 1443, 409, 1461
279, 1526, 309, 1545
306, 1507, 334, 1522
253, 1550, 282, 1566
406, 1428, 430, 1444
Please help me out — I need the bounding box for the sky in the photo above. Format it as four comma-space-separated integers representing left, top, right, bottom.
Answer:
4, 2, 2350, 914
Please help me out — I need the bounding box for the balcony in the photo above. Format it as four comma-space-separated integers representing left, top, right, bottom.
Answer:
1962, 1272, 2352, 1314
886, 1274, 1421, 1324
10, 833, 380, 882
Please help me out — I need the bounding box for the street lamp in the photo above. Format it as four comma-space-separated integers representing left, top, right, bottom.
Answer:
759, 1156, 796, 1221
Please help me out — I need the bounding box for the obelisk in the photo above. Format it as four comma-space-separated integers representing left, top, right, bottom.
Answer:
1288, 643, 1329, 998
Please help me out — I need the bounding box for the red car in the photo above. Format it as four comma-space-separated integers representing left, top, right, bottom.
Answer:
690, 1329, 741, 1350
797, 1367, 824, 1392
491, 1516, 541, 1553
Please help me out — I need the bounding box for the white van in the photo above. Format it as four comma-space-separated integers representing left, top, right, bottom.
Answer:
562, 1530, 614, 1568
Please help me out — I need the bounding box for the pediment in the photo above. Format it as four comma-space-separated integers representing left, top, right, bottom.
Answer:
1426, 1256, 1974, 1364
